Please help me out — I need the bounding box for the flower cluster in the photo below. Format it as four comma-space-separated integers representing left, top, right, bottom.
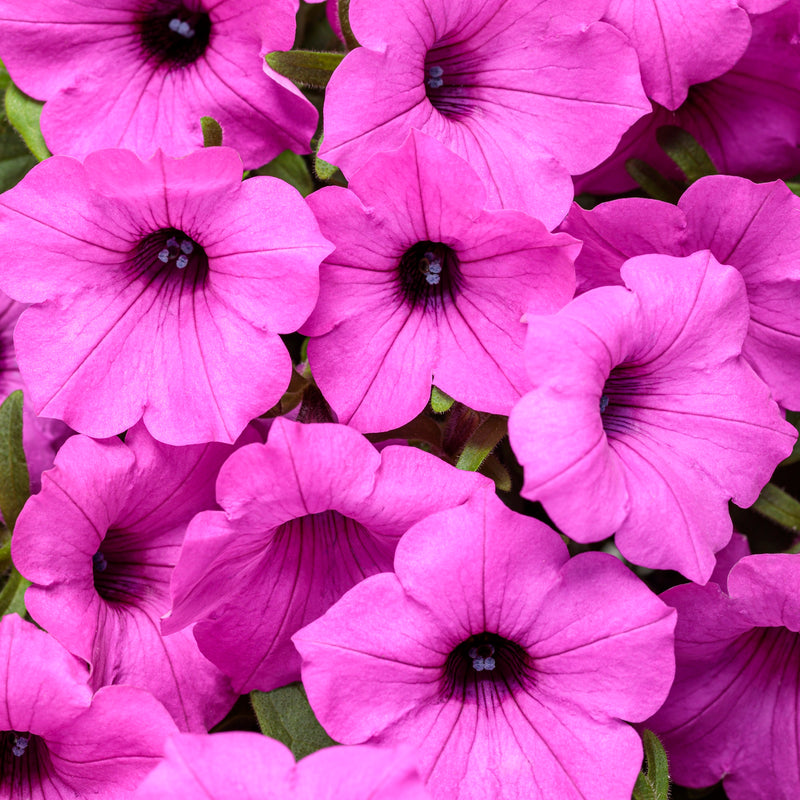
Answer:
0, 1, 797, 799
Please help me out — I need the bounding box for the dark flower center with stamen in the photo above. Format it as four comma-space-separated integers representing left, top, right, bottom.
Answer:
442, 632, 533, 704
397, 241, 460, 311
138, 2, 211, 68
92, 535, 162, 612
131, 227, 209, 286
599, 364, 649, 436
424, 44, 477, 118
1, 731, 51, 790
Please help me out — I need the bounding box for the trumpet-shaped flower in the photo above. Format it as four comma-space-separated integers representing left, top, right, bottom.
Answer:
647, 554, 800, 800
294, 489, 676, 800
508, 250, 796, 583
166, 416, 491, 693
12, 423, 256, 731
0, 147, 331, 444
0, 613, 177, 799
321, 0, 650, 221
0, 0, 317, 168
303, 131, 579, 433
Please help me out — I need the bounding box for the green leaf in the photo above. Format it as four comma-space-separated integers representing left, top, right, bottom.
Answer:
780, 411, 800, 467
0, 391, 30, 532
255, 150, 314, 197
337, 0, 360, 51
250, 682, 336, 759
633, 729, 670, 800
314, 153, 340, 182
265, 50, 345, 89
0, 568, 29, 617
201, 116, 223, 148
655, 125, 717, 184
4, 84, 50, 162
786, 181, 800, 198
749, 482, 800, 533
625, 158, 682, 204
430, 385, 455, 414
455, 414, 508, 473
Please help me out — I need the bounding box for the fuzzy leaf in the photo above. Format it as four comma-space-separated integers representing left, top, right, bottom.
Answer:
430, 386, 455, 414
250, 683, 336, 760
656, 125, 717, 184
750, 482, 800, 533
265, 50, 344, 89
0, 391, 29, 531
256, 150, 314, 196
625, 158, 682, 203
201, 116, 223, 148
4, 84, 49, 162
633, 729, 670, 800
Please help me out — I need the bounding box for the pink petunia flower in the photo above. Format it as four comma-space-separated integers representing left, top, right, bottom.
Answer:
165, 416, 492, 694
508, 250, 796, 583
578, 1, 800, 193
0, 147, 332, 445
134, 734, 431, 799
320, 0, 650, 220
0, 613, 178, 799
561, 176, 800, 410
294, 488, 676, 800
11, 423, 257, 732
0, 0, 317, 168
302, 131, 579, 433
647, 553, 800, 800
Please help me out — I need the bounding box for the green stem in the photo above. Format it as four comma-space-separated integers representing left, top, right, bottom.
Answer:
337, 0, 360, 51
265, 50, 344, 89
456, 415, 508, 472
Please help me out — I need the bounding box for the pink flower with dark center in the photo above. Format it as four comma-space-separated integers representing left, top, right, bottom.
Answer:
294, 488, 676, 800
0, 613, 177, 799
135, 734, 431, 799
647, 553, 800, 800
561, 176, 800, 410
320, 0, 650, 220
166, 416, 492, 693
0, 147, 331, 444
578, 1, 800, 193
11, 423, 258, 731
508, 250, 796, 583
0, 0, 317, 168
302, 131, 579, 433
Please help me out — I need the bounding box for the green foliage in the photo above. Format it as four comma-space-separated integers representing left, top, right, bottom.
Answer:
0, 391, 30, 532
750, 482, 800, 534
265, 50, 344, 89
201, 116, 223, 148
337, 0, 360, 51
625, 158, 682, 203
633, 729, 671, 800
430, 385, 455, 414
250, 682, 336, 760
456, 414, 508, 473
655, 126, 717, 184
256, 150, 314, 197
4, 84, 50, 162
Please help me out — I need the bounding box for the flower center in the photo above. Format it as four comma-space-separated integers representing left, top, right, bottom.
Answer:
138, 2, 211, 68
599, 365, 648, 437
397, 241, 460, 311
91, 535, 163, 612
424, 45, 475, 118
131, 228, 209, 286
442, 632, 532, 704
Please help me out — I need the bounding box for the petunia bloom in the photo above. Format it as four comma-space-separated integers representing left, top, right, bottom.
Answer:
578, 1, 800, 193
166, 416, 492, 693
12, 423, 253, 732
320, 0, 650, 221
561, 176, 800, 410
302, 131, 579, 433
0, 0, 317, 168
294, 488, 676, 800
508, 250, 796, 583
0, 147, 332, 444
0, 613, 177, 799
134, 733, 431, 799
646, 553, 800, 800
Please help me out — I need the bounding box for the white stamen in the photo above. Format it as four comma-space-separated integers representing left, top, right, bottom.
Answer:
176, 254, 189, 269
168, 17, 181, 32
425, 273, 440, 285
428, 65, 443, 78
12, 735, 29, 757
426, 78, 443, 89
178, 21, 193, 37
599, 394, 610, 414
427, 260, 442, 274
166, 236, 179, 250
482, 656, 496, 670
180, 239, 194, 255
157, 249, 171, 263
